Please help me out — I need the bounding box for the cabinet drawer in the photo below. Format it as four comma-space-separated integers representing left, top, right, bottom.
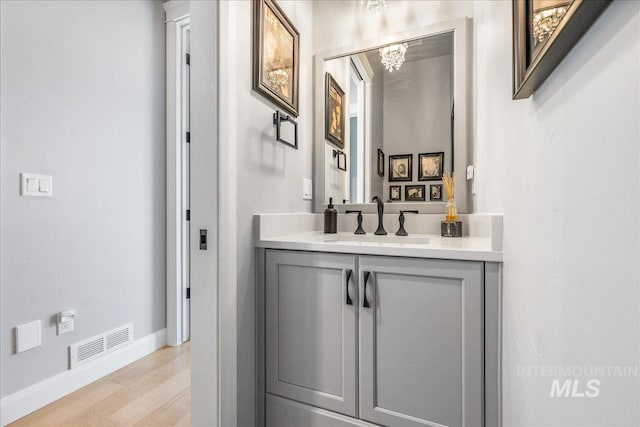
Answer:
266, 394, 378, 427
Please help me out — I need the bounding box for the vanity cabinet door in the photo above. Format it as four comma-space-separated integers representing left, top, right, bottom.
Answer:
265, 250, 358, 417
358, 256, 483, 427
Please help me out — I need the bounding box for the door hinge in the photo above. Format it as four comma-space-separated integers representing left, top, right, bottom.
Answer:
186, 53, 190, 65
186, 131, 190, 143
186, 209, 190, 221
186, 288, 191, 299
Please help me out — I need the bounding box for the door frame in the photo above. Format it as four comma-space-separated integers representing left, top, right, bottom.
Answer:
348, 55, 373, 203
165, 1, 223, 425
164, 1, 191, 347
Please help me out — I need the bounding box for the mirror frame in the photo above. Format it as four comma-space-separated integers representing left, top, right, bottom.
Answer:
313, 17, 472, 214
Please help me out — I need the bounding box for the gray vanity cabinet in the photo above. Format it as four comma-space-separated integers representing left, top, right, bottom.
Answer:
261, 249, 497, 427
358, 256, 483, 427
265, 250, 358, 417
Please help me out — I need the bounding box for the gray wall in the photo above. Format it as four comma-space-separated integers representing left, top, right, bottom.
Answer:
313, 1, 639, 425
0, 0, 166, 398
212, 1, 315, 425
382, 54, 451, 201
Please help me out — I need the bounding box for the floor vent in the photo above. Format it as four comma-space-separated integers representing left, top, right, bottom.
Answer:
69, 323, 134, 369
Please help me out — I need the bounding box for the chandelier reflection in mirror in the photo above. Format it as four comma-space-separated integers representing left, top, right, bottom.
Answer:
379, 43, 408, 73
266, 69, 289, 93
532, 5, 569, 48
361, 0, 385, 12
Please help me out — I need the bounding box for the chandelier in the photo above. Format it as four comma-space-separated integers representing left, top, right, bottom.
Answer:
379, 43, 408, 73
532, 5, 569, 47
361, 0, 385, 13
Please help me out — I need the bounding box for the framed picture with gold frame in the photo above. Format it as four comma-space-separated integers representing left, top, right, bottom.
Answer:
325, 73, 345, 149
512, 0, 610, 99
253, 0, 299, 116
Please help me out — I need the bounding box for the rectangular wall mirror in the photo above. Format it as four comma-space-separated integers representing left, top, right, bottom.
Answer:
313, 18, 471, 214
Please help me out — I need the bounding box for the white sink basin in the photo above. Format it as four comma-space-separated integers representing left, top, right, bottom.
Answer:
322, 234, 430, 245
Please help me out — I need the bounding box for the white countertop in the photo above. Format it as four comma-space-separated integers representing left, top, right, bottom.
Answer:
256, 230, 503, 262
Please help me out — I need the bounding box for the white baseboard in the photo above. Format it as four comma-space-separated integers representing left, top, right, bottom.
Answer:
0, 328, 167, 426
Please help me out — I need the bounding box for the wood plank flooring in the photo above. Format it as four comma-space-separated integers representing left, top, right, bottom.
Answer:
10, 343, 191, 427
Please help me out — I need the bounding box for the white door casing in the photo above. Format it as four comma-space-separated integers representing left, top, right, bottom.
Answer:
164, 0, 191, 347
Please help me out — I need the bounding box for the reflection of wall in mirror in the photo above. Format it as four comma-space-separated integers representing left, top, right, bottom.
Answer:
382, 54, 452, 201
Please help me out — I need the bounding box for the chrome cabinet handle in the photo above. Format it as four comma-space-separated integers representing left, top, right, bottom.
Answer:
345, 269, 353, 306
363, 271, 371, 308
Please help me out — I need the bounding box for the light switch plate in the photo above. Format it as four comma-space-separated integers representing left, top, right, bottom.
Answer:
466, 165, 477, 195
302, 178, 313, 200
16, 320, 42, 353
21, 173, 53, 197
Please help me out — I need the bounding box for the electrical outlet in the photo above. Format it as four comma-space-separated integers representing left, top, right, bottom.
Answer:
57, 310, 75, 335
57, 319, 74, 335
302, 178, 313, 200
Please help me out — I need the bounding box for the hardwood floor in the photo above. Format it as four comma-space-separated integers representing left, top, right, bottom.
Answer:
10, 343, 191, 427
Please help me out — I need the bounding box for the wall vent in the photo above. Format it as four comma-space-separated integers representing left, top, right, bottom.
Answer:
69, 323, 133, 369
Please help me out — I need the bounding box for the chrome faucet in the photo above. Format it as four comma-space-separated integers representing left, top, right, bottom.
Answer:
372, 196, 387, 235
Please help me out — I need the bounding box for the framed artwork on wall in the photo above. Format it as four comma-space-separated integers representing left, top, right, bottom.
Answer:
405, 185, 426, 202
389, 154, 412, 182
430, 184, 443, 201
418, 152, 444, 181
512, 0, 610, 99
253, 0, 300, 116
377, 149, 385, 177
325, 73, 345, 149
389, 185, 401, 201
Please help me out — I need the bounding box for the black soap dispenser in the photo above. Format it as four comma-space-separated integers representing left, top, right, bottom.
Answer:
324, 198, 337, 234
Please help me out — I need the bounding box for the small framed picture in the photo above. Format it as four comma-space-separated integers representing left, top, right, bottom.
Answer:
389, 185, 401, 201
389, 154, 412, 182
418, 152, 444, 181
430, 184, 443, 201
325, 73, 345, 149
377, 149, 385, 177
405, 185, 425, 202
